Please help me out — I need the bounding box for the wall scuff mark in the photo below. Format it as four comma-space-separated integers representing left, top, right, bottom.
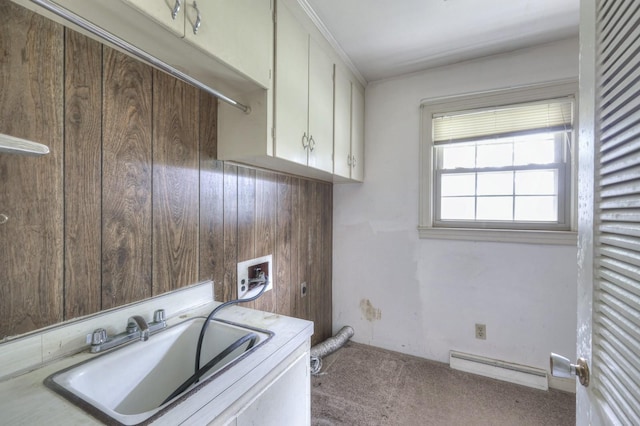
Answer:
360, 299, 382, 321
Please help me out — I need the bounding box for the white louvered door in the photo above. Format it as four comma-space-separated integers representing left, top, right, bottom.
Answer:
576, 0, 640, 424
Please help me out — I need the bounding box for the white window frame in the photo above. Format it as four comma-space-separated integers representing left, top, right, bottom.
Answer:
418, 80, 579, 245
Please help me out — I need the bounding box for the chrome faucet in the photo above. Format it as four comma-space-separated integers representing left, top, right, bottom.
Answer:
127, 315, 150, 341
87, 309, 167, 353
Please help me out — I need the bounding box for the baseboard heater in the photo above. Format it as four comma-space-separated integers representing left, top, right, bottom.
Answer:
449, 350, 548, 391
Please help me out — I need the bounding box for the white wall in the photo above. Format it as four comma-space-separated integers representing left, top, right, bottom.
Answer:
333, 37, 579, 372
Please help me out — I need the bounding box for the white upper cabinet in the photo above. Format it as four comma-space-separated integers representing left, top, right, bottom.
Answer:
274, 0, 334, 174
333, 66, 352, 179
120, 0, 185, 38
183, 0, 273, 89
274, 2, 310, 167
17, 0, 365, 183
350, 84, 365, 182
41, 0, 272, 92
307, 37, 335, 173
334, 65, 364, 182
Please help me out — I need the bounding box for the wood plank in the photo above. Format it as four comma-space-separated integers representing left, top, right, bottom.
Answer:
237, 167, 257, 262
320, 182, 333, 341
254, 170, 277, 312
63, 29, 103, 319
152, 70, 199, 295
198, 94, 225, 301
0, 3, 64, 338
237, 167, 256, 308
275, 175, 293, 316
309, 181, 323, 345
223, 164, 239, 302
294, 179, 311, 322
290, 179, 300, 319
101, 47, 153, 309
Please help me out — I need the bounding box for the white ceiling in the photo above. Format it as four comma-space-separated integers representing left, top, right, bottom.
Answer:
304, 0, 580, 83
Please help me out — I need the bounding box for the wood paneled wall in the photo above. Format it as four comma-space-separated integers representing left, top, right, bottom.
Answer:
0, 2, 332, 345
0, 1, 64, 335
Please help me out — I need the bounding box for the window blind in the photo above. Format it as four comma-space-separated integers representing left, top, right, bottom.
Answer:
593, 0, 640, 423
432, 98, 574, 144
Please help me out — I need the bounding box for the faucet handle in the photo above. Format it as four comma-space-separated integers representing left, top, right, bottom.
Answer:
153, 309, 166, 323
88, 328, 108, 345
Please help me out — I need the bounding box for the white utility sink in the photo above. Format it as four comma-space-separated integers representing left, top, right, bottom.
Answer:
44, 317, 273, 425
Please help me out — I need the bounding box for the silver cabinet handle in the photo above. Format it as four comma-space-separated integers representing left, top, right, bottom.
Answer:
351, 156, 356, 168
192, 1, 201, 34
308, 135, 315, 152
302, 132, 309, 149
347, 155, 352, 166
171, 0, 181, 20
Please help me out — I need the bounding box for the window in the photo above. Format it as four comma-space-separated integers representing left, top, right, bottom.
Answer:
419, 81, 578, 245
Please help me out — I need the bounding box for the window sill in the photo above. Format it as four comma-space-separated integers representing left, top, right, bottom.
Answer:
417, 226, 577, 246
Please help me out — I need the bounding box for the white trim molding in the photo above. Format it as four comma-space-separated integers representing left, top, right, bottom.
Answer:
418, 227, 577, 245
296, 0, 367, 86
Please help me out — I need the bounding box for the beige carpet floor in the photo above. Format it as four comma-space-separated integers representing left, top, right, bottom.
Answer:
311, 342, 575, 426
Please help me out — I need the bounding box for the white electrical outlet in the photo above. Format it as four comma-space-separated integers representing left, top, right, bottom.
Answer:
237, 254, 273, 299
475, 323, 487, 340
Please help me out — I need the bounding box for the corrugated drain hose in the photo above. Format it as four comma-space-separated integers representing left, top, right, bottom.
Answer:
310, 326, 354, 375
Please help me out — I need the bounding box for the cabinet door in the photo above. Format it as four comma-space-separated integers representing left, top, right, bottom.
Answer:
49, 0, 185, 38
333, 66, 352, 178
121, 0, 185, 37
235, 354, 310, 426
183, 0, 273, 88
307, 38, 334, 173
351, 84, 365, 182
274, 1, 309, 167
